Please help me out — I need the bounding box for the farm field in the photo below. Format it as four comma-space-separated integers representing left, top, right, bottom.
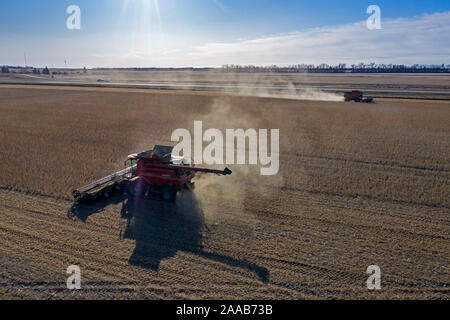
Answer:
0, 84, 449, 299
2, 72, 450, 100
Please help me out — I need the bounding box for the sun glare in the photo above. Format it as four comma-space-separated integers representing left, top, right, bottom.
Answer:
117, 0, 165, 56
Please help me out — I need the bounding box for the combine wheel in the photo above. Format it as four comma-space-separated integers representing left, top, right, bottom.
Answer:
129, 178, 148, 198
161, 185, 177, 202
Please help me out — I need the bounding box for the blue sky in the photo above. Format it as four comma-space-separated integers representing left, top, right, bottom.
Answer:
1, 0, 449, 67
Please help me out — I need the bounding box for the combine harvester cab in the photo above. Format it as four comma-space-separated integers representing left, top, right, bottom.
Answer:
344, 90, 373, 103
72, 145, 231, 203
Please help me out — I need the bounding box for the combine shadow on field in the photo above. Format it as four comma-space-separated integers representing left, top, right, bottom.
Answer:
67, 193, 127, 222
67, 191, 269, 283
119, 192, 269, 283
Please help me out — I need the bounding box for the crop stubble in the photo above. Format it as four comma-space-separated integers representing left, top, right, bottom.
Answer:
0, 85, 448, 299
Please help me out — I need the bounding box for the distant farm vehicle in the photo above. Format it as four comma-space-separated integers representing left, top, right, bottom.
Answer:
344, 90, 373, 103
71, 145, 232, 203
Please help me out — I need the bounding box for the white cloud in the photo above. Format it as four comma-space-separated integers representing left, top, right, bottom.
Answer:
187, 11, 450, 66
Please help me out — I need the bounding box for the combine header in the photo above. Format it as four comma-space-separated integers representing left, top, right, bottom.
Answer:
72, 145, 231, 203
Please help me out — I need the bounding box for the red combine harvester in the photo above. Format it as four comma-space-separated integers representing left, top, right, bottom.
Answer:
72, 145, 232, 203
344, 90, 373, 103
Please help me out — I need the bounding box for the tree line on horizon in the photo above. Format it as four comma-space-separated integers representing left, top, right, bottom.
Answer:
220, 63, 450, 73
2, 63, 449, 74
1, 66, 88, 75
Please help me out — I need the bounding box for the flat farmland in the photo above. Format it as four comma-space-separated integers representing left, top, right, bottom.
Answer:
0, 84, 448, 299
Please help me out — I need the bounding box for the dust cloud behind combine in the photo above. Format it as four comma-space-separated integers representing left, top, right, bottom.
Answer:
46, 69, 344, 102
243, 87, 343, 101
190, 98, 285, 222
222, 73, 343, 101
